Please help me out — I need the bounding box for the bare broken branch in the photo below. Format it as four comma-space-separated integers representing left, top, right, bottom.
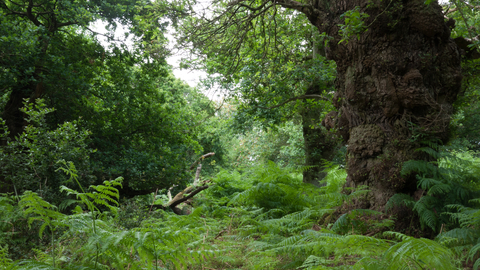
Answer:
189, 152, 215, 170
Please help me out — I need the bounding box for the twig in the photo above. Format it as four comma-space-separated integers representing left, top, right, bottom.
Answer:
214, 229, 227, 239
167, 184, 177, 201
203, 219, 208, 244
194, 163, 202, 186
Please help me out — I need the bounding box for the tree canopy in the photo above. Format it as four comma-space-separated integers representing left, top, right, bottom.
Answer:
0, 0, 218, 202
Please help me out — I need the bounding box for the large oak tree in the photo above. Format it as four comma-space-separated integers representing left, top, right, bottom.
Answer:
180, 0, 467, 210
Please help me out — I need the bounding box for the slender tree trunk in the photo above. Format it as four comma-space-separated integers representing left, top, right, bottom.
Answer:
2, 82, 44, 140
2, 88, 29, 141
307, 0, 462, 209
301, 84, 337, 185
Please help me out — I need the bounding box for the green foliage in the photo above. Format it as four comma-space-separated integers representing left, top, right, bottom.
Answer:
394, 144, 480, 232
0, 196, 19, 244
1, 1, 479, 268
437, 197, 480, 269
58, 214, 210, 269
385, 193, 416, 210
116, 194, 163, 229
2, 154, 473, 269
383, 142, 480, 267
58, 160, 122, 216
382, 232, 456, 269
228, 120, 307, 169
179, 3, 338, 178
227, 161, 315, 213
0, 99, 92, 204
195, 160, 465, 269
84, 70, 206, 192
0, 162, 214, 269
57, 160, 123, 267
0, 0, 215, 201
338, 7, 370, 44
250, 228, 456, 269
18, 191, 67, 268
0, 245, 13, 269
446, 0, 480, 150
0, 194, 45, 260
446, 0, 480, 50
19, 191, 65, 238
320, 163, 346, 185
206, 169, 248, 201
331, 209, 384, 234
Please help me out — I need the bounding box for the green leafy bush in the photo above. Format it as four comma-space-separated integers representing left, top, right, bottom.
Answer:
0, 100, 93, 204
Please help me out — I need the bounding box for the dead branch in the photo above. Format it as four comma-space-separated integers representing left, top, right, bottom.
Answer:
189, 152, 215, 170
194, 163, 202, 186
149, 182, 210, 214
150, 153, 216, 214
164, 180, 212, 214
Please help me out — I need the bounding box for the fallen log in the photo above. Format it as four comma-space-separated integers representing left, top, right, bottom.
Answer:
151, 152, 215, 215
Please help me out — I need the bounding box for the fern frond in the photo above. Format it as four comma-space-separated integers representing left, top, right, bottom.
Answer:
385, 193, 415, 212
18, 191, 66, 237
470, 198, 480, 205
417, 176, 442, 190
276, 235, 305, 247
336, 234, 391, 256
297, 255, 329, 269
468, 242, 480, 265
318, 192, 349, 207
413, 196, 439, 231
383, 235, 455, 270
415, 146, 442, 159
331, 212, 350, 233
58, 199, 79, 212
401, 160, 438, 178
332, 209, 382, 234
0, 245, 13, 269
437, 228, 479, 247
473, 258, 480, 270
297, 165, 318, 173
319, 163, 347, 194
9, 260, 57, 270
346, 186, 370, 201
445, 204, 480, 228
382, 231, 411, 241
353, 257, 389, 270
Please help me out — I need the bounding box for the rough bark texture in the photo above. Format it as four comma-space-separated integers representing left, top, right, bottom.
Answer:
308, 0, 462, 209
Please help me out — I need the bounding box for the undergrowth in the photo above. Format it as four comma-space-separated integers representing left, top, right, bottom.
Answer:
1, 150, 479, 269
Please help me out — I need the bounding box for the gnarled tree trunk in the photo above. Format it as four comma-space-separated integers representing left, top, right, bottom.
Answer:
305, 0, 462, 209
